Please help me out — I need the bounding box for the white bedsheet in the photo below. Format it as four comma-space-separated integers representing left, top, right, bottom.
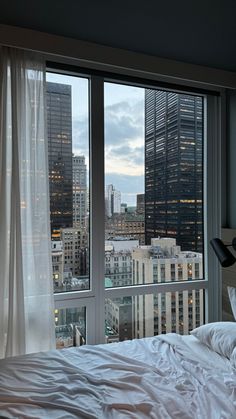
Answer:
0, 334, 235, 418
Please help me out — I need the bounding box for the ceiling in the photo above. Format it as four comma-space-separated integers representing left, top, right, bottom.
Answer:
1, 0, 236, 72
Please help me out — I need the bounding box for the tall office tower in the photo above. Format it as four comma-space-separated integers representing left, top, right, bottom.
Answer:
47, 82, 73, 239
105, 184, 121, 217
145, 90, 203, 252
73, 156, 87, 228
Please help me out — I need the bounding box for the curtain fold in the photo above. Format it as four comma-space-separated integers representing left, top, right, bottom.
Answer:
0, 47, 55, 358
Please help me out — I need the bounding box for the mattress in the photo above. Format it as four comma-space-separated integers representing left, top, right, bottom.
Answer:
0, 333, 235, 418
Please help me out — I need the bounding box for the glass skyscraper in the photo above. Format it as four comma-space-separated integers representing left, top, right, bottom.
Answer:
46, 82, 73, 238
145, 90, 203, 252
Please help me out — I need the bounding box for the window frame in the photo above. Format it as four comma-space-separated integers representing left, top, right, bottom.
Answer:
52, 69, 223, 345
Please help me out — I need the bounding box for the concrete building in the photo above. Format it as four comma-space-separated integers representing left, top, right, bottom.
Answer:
105, 213, 145, 244
55, 307, 86, 348
132, 238, 204, 337
51, 240, 64, 290
105, 184, 121, 217
136, 194, 145, 215
61, 227, 88, 279
105, 239, 139, 287
105, 297, 133, 342
73, 155, 87, 229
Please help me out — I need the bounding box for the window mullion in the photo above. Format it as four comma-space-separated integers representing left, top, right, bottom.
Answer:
204, 94, 222, 323
90, 76, 105, 344
104, 280, 208, 299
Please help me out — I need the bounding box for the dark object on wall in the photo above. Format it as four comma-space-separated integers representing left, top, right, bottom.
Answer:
210, 238, 236, 267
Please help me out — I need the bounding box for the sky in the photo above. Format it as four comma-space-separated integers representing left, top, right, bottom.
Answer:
46, 73, 144, 206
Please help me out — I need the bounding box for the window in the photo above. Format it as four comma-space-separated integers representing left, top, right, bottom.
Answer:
48, 69, 219, 346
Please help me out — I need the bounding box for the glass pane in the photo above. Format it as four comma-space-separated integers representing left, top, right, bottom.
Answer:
55, 307, 86, 348
46, 73, 89, 293
105, 289, 204, 342
104, 82, 204, 287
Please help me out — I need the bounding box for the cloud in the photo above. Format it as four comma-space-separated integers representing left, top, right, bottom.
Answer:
72, 117, 89, 158
105, 100, 144, 146
71, 97, 145, 184
104, 99, 144, 176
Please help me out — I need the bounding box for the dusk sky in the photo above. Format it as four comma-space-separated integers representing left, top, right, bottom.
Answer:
46, 73, 144, 206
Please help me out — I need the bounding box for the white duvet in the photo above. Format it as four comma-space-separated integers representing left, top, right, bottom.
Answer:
0, 334, 236, 418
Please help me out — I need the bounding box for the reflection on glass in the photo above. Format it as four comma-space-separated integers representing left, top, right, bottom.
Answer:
54, 307, 86, 348
105, 290, 204, 343
46, 73, 90, 293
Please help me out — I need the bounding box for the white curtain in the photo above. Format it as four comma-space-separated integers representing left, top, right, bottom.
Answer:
0, 47, 55, 358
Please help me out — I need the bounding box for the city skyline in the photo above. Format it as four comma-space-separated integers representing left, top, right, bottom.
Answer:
46, 73, 145, 206
45, 75, 204, 346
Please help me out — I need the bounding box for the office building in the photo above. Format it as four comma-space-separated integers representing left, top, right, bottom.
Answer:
105, 184, 121, 217
73, 155, 88, 229
145, 90, 203, 252
51, 241, 64, 290
61, 227, 88, 279
105, 239, 139, 287
132, 238, 204, 337
105, 213, 145, 244
136, 194, 145, 215
47, 82, 73, 238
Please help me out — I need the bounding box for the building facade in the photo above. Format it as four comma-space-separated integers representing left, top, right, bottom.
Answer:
73, 155, 88, 229
105, 239, 139, 287
132, 238, 204, 338
61, 227, 88, 280
136, 193, 145, 215
46, 82, 73, 238
105, 184, 121, 217
105, 213, 145, 244
145, 90, 203, 252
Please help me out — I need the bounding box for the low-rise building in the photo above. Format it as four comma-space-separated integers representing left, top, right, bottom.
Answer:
132, 237, 204, 337
105, 239, 139, 287
51, 240, 64, 289
105, 213, 145, 244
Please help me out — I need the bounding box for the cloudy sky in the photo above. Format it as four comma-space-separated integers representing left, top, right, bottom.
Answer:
46, 73, 144, 206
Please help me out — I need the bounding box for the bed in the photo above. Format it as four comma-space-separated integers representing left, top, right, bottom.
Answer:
0, 329, 236, 418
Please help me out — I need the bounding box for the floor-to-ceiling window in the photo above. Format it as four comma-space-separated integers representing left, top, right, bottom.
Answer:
47, 69, 220, 347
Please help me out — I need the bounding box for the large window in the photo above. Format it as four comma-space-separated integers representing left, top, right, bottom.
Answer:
46, 73, 89, 294
47, 70, 218, 346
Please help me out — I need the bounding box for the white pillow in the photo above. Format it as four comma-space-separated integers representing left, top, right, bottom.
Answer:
190, 322, 236, 359
227, 286, 236, 320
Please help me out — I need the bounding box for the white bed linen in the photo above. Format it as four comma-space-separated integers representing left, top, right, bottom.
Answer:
0, 334, 235, 419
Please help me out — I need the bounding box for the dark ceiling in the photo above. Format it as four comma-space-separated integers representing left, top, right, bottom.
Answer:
1, 0, 236, 72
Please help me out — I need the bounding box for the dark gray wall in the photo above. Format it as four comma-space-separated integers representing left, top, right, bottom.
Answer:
1, 0, 236, 72
1, 1, 236, 226
227, 92, 236, 228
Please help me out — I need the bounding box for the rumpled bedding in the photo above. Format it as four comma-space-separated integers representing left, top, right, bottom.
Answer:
0, 334, 235, 418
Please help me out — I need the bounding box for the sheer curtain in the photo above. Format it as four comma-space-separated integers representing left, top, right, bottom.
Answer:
0, 47, 55, 357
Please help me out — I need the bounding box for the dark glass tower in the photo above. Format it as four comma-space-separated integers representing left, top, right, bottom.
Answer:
145, 90, 203, 252
46, 82, 73, 238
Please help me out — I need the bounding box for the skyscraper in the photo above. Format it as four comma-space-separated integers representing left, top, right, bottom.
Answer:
145, 90, 203, 252
46, 82, 73, 238
73, 155, 87, 228
105, 184, 121, 217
